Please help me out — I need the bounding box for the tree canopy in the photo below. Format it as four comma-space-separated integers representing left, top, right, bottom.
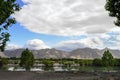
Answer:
0, 0, 20, 51
20, 49, 35, 71
105, 0, 120, 26
102, 50, 114, 66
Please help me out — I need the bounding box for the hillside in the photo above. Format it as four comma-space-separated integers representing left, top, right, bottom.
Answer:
3, 48, 120, 59
4, 48, 69, 59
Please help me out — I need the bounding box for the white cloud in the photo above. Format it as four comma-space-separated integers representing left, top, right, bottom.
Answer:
14, 0, 117, 36
99, 33, 111, 40
116, 36, 120, 41
24, 39, 51, 50
6, 35, 120, 51
106, 41, 120, 50
6, 39, 50, 50
55, 40, 86, 51
6, 44, 22, 50
54, 30, 120, 51
55, 37, 104, 51
55, 30, 120, 51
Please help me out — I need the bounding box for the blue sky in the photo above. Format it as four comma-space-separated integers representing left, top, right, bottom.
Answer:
6, 0, 120, 51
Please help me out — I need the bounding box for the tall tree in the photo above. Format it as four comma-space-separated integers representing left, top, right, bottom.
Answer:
102, 50, 114, 66
0, 0, 20, 51
20, 49, 35, 71
105, 0, 120, 26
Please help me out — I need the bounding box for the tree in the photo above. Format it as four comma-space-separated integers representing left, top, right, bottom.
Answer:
20, 49, 35, 71
92, 58, 102, 66
102, 50, 114, 66
105, 0, 120, 26
42, 59, 54, 71
0, 58, 9, 70
0, 0, 20, 51
62, 61, 73, 71
114, 58, 120, 66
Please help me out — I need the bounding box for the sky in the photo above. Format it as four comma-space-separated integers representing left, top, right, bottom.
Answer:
6, 0, 120, 51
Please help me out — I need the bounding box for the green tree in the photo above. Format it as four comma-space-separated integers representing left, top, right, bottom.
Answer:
114, 58, 120, 66
62, 61, 73, 71
105, 0, 120, 26
77, 59, 85, 66
42, 59, 54, 71
92, 58, 102, 66
1, 58, 9, 65
0, 58, 9, 70
0, 0, 20, 51
20, 49, 35, 71
102, 50, 114, 66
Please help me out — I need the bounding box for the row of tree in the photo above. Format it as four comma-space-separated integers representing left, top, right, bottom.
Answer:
18, 49, 119, 71
0, 49, 119, 71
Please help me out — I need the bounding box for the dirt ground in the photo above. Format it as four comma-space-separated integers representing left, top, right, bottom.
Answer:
0, 71, 120, 80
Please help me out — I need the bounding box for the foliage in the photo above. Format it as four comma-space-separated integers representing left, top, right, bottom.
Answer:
83, 59, 93, 66
74, 59, 93, 66
61, 61, 73, 71
19, 49, 35, 71
10, 57, 19, 60
1, 58, 9, 65
0, 61, 3, 69
42, 59, 54, 71
102, 50, 114, 66
42, 59, 54, 67
75, 59, 85, 66
62, 61, 73, 67
114, 58, 120, 66
0, 0, 20, 51
105, 0, 120, 26
92, 58, 102, 66
0, 58, 9, 69
14, 60, 18, 64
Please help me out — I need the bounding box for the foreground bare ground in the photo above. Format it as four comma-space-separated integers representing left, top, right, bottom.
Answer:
0, 71, 120, 80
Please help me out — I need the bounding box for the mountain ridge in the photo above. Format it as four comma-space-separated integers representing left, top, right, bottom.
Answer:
3, 48, 120, 59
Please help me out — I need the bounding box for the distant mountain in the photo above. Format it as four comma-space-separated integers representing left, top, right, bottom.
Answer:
32, 48, 69, 58
3, 48, 120, 59
69, 48, 120, 59
69, 48, 102, 59
0, 52, 7, 58
4, 49, 24, 58
4, 48, 69, 59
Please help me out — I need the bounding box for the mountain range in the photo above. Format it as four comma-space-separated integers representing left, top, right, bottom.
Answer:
2, 48, 120, 59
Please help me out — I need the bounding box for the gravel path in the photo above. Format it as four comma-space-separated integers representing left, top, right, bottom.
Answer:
0, 71, 120, 80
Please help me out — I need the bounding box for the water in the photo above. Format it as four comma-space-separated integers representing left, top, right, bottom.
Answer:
7, 66, 120, 72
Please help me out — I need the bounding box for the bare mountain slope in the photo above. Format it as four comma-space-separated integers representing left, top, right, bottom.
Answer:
32, 48, 69, 58
4, 48, 69, 59
69, 48, 102, 59
3, 48, 120, 59
0, 52, 7, 57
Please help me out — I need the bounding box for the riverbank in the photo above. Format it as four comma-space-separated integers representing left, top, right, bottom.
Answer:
0, 71, 120, 80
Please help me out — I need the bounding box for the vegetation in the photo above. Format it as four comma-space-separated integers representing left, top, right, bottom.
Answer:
19, 49, 35, 71
105, 0, 120, 71
62, 61, 73, 71
105, 0, 120, 26
0, 49, 120, 71
42, 59, 54, 71
102, 50, 114, 66
0, 57, 9, 70
114, 58, 120, 66
0, 0, 20, 51
92, 58, 102, 66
